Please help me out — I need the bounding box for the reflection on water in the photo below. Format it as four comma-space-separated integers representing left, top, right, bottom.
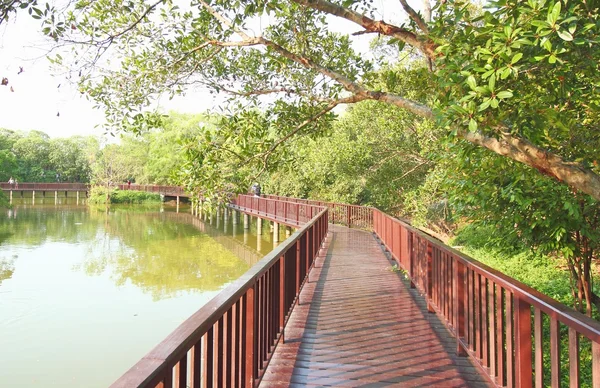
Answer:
0, 198, 283, 387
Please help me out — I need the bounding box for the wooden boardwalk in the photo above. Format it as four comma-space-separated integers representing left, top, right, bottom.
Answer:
260, 225, 492, 387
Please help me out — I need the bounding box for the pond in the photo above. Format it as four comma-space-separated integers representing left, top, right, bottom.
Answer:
0, 197, 282, 387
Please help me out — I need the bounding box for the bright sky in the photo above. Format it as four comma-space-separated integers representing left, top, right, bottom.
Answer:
0, 0, 409, 139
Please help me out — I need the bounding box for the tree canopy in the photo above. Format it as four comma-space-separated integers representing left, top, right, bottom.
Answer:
16, 0, 595, 201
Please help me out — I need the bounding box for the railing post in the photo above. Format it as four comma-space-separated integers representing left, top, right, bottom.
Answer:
514, 296, 532, 388
245, 286, 256, 388
427, 242, 434, 313
408, 231, 415, 289
454, 260, 467, 356
279, 255, 285, 343
346, 206, 351, 227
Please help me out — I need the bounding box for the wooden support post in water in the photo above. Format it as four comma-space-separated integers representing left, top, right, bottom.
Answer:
32, 190, 35, 205
273, 222, 279, 243
54, 191, 57, 204
243, 213, 249, 229
9, 190, 12, 204
176, 196, 180, 213
256, 231, 262, 252
257, 218, 262, 234
76, 191, 79, 204
233, 210, 239, 224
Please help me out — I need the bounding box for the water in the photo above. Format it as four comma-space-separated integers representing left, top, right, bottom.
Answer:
0, 197, 285, 387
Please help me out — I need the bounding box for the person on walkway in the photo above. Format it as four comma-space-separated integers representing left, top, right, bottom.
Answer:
253, 183, 261, 197
14, 179, 18, 189
8, 177, 14, 187
127, 180, 131, 189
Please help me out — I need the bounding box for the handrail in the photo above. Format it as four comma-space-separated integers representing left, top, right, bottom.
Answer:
117, 184, 187, 196
0, 182, 188, 196
230, 195, 326, 227
262, 194, 373, 229
110, 194, 329, 387
0, 182, 89, 190
268, 195, 600, 387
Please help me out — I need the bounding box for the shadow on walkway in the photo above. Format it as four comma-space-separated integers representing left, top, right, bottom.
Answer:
260, 225, 492, 387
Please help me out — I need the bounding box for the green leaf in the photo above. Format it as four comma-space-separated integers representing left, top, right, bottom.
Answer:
490, 98, 499, 108
511, 53, 523, 64
479, 99, 491, 111
466, 75, 477, 90
496, 91, 513, 99
556, 30, 573, 41
488, 75, 496, 91
469, 118, 478, 132
547, 1, 561, 25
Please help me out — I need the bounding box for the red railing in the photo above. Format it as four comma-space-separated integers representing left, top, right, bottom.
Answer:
231, 195, 324, 226
261, 194, 600, 386
110, 195, 329, 388
116, 184, 187, 196
0, 182, 188, 196
373, 209, 600, 387
0, 182, 89, 191
263, 194, 373, 229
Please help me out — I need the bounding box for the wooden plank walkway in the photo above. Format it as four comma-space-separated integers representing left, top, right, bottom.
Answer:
260, 225, 492, 387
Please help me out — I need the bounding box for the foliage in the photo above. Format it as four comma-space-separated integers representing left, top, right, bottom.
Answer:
262, 94, 437, 214
452, 224, 575, 305
89, 143, 135, 189
33, 0, 599, 203
88, 186, 161, 204
0, 128, 98, 183
0, 190, 10, 209
449, 145, 600, 314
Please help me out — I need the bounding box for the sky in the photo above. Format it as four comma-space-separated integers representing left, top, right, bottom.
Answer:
0, 0, 408, 139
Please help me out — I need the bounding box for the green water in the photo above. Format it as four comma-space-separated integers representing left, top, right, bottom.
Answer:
0, 197, 284, 387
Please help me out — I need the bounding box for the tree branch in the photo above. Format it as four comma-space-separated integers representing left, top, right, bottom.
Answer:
397, 0, 429, 34
106, 0, 165, 42
197, 0, 252, 40
422, 0, 432, 23
460, 129, 600, 201
291, 0, 435, 59
188, 0, 600, 202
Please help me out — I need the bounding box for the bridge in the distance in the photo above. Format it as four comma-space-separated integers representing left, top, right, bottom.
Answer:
0, 182, 189, 202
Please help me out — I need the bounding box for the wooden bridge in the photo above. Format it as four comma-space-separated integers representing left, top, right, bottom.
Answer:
100, 193, 600, 388
4, 183, 599, 386
0, 182, 188, 202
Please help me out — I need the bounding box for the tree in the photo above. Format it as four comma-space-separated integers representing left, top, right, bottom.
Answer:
44, 0, 599, 202
264, 97, 437, 214
49, 136, 97, 182
449, 145, 600, 315
11, 130, 52, 181
90, 144, 132, 197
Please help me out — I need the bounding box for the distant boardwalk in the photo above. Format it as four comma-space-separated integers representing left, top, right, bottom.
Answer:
0, 182, 188, 197
261, 225, 491, 387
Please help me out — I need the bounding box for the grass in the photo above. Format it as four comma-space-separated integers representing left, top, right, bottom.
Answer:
88, 186, 162, 204
450, 224, 573, 305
